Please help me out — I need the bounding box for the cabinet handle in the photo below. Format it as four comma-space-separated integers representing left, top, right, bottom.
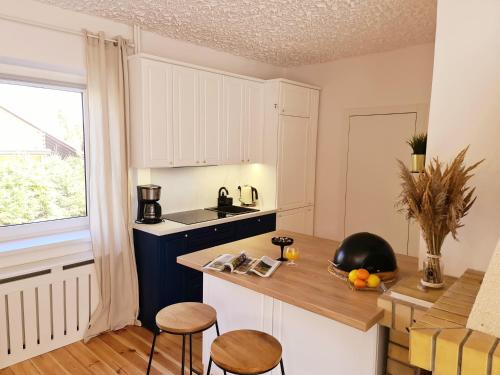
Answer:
257, 219, 261, 222
274, 103, 278, 109
241, 159, 244, 162
184, 234, 188, 238
214, 227, 217, 232
204, 160, 207, 163
247, 159, 250, 162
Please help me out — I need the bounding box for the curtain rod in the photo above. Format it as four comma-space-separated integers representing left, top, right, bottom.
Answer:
0, 13, 135, 47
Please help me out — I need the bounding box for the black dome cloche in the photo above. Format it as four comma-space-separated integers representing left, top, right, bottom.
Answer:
332, 232, 397, 274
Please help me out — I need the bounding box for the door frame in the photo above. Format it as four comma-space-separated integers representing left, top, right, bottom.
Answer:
342, 104, 429, 256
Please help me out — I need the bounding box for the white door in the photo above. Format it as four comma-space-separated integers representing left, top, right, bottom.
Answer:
277, 116, 310, 210
132, 59, 173, 167
222, 76, 245, 164
244, 81, 264, 163
344, 113, 417, 255
172, 65, 199, 166
277, 206, 314, 235
199, 71, 223, 165
280, 83, 311, 117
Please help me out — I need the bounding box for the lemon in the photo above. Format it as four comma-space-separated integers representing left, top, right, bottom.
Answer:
367, 274, 381, 288
348, 269, 358, 283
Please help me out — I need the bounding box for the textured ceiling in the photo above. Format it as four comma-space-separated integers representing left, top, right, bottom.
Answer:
36, 0, 437, 67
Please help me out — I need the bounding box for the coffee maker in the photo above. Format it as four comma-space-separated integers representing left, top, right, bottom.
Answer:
136, 185, 163, 224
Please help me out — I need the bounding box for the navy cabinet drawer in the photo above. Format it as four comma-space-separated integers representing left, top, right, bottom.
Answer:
186, 222, 235, 251
236, 213, 276, 240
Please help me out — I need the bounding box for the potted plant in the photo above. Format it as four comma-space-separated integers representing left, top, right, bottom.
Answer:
407, 133, 427, 172
397, 147, 483, 288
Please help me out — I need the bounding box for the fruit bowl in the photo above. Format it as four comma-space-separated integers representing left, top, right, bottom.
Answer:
344, 268, 387, 292
346, 279, 385, 292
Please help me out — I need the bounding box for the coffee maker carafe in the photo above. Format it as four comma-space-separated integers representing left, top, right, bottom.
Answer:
136, 185, 163, 224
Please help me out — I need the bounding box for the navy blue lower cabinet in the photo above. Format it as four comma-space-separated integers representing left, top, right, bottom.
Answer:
133, 213, 276, 332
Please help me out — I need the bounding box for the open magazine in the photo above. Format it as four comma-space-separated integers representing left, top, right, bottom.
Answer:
203, 252, 280, 278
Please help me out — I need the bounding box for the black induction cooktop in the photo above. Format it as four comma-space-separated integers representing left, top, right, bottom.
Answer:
162, 209, 227, 225
162, 207, 259, 225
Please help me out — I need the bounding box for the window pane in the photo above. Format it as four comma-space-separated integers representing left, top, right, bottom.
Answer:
0, 82, 87, 226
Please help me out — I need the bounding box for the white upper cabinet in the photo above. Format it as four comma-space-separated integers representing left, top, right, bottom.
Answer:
280, 82, 311, 117
129, 58, 173, 168
244, 81, 264, 163
278, 116, 311, 210
277, 85, 319, 211
222, 76, 245, 164
198, 71, 223, 165
129, 55, 267, 168
172, 65, 199, 167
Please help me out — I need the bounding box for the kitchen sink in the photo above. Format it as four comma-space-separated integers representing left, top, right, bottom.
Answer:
205, 205, 259, 215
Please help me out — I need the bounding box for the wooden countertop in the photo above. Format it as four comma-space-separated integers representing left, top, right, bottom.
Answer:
177, 230, 418, 331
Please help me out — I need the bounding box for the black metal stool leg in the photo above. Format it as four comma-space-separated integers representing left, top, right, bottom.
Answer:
189, 334, 193, 375
146, 330, 158, 375
206, 357, 212, 375
215, 320, 220, 336
181, 334, 186, 375
280, 358, 285, 375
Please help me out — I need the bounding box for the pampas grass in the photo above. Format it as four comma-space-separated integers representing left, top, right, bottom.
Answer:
397, 147, 483, 283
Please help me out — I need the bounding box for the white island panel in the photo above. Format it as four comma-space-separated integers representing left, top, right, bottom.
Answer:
203, 273, 384, 375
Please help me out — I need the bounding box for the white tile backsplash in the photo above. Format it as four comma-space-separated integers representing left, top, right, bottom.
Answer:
150, 163, 275, 213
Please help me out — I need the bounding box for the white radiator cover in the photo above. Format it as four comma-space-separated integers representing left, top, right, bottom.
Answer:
0, 263, 98, 368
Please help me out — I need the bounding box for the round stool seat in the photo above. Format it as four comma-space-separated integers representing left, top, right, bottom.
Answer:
210, 329, 282, 374
156, 302, 216, 334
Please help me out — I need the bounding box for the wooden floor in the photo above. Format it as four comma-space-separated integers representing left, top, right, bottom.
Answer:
0, 326, 203, 375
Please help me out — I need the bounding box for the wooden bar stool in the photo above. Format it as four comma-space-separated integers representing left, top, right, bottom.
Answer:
207, 329, 285, 375
147, 302, 220, 375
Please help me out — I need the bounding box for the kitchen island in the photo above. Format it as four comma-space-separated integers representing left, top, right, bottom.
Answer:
178, 230, 417, 374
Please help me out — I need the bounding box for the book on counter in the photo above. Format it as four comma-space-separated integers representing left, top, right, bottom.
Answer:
204, 252, 280, 278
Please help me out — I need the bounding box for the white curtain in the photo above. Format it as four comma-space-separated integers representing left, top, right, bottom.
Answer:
84, 31, 139, 340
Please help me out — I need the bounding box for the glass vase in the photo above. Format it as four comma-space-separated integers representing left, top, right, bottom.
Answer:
421, 253, 444, 288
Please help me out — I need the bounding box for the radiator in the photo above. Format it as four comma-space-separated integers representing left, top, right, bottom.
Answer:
0, 261, 98, 368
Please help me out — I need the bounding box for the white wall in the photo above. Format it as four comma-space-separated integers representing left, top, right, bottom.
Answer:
284, 44, 435, 242
422, 0, 500, 276
0, 0, 283, 80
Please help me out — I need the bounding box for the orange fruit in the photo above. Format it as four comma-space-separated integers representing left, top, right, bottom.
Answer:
348, 269, 358, 283
356, 268, 370, 280
353, 279, 367, 288
367, 274, 381, 288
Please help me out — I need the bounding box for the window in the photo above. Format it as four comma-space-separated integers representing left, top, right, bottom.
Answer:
0, 79, 87, 236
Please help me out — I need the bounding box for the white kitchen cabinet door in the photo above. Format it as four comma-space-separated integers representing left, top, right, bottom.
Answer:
244, 81, 264, 163
344, 112, 417, 255
172, 65, 199, 166
129, 58, 173, 168
271, 300, 381, 375
198, 71, 223, 165
277, 115, 311, 210
277, 206, 314, 235
280, 82, 311, 118
222, 76, 245, 164
203, 274, 274, 374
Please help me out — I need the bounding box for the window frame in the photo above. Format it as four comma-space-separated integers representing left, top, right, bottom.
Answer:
0, 76, 90, 242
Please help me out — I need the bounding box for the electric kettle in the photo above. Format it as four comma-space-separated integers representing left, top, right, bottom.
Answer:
238, 185, 258, 206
